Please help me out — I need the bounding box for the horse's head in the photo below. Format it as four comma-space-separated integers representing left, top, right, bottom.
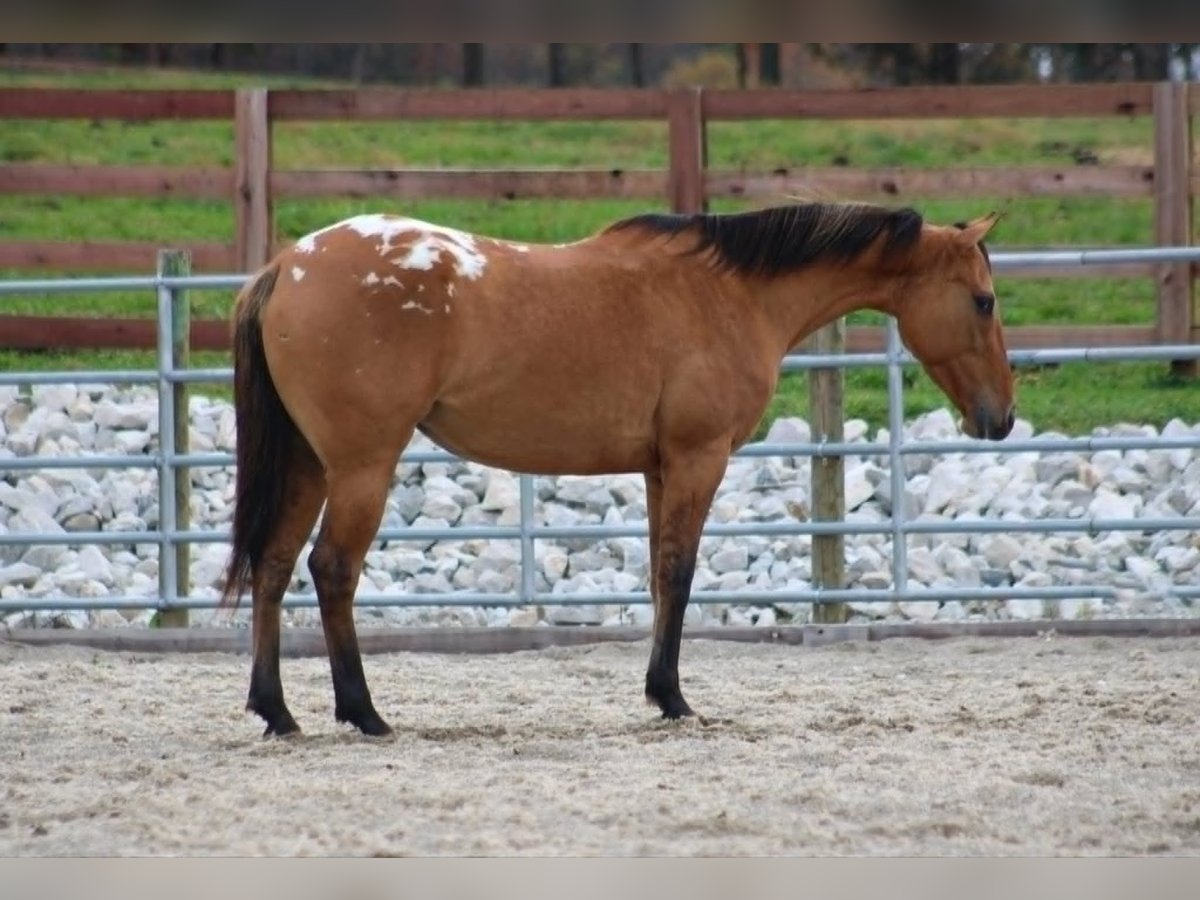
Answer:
894, 213, 1014, 440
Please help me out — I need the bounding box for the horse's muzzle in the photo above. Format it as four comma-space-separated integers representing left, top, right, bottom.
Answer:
962, 405, 1015, 441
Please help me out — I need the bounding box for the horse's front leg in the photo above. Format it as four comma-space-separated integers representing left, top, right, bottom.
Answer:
644, 443, 729, 719
644, 471, 662, 615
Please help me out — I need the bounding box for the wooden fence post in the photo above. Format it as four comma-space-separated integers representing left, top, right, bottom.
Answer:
235, 87, 272, 271
667, 87, 706, 214
158, 249, 190, 628
808, 318, 848, 624
1152, 80, 1195, 378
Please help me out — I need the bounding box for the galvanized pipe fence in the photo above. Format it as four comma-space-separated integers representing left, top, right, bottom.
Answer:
1, 246, 1199, 615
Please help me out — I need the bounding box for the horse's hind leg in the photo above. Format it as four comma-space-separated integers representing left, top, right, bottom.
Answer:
308, 456, 398, 736
247, 439, 326, 736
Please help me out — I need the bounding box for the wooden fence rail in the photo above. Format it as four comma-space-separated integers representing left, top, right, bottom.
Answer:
0, 82, 1194, 356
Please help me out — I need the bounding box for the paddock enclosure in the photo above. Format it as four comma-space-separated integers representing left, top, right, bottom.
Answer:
2, 635, 1199, 855
3, 80, 1200, 855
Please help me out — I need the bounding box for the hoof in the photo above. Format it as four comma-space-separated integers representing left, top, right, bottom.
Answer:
337, 704, 393, 737
248, 698, 301, 738
263, 716, 302, 739
358, 716, 394, 738
645, 669, 695, 720
656, 696, 696, 720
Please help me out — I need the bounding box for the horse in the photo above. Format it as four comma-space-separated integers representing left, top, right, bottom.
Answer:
221, 201, 1014, 737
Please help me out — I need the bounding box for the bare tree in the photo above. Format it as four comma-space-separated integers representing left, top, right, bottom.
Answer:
928, 43, 961, 84
738, 44, 761, 88
462, 43, 484, 86
760, 43, 780, 85
350, 44, 370, 83
118, 44, 148, 65
1130, 43, 1171, 80
413, 43, 435, 84
1176, 44, 1199, 79
547, 43, 567, 87
628, 43, 645, 87
1064, 43, 1128, 81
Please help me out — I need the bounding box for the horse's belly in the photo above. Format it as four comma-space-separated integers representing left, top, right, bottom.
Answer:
418, 399, 656, 476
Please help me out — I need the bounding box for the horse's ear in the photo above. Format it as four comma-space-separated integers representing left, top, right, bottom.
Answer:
956, 212, 1001, 246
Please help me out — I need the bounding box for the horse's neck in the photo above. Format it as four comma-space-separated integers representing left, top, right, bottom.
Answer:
755, 264, 899, 357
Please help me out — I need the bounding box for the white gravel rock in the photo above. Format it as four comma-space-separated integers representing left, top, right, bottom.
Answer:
480, 469, 519, 512
21, 545, 69, 571
3, 385, 1199, 629
934, 600, 966, 621
1055, 597, 1100, 620
844, 463, 879, 511
0, 562, 41, 587
764, 417, 811, 446
935, 544, 981, 587
112, 430, 151, 455
420, 493, 463, 524
1006, 598, 1047, 621
1161, 418, 1195, 470
897, 599, 940, 621
94, 399, 157, 431
392, 485, 424, 524
905, 547, 943, 586
10, 506, 65, 535
77, 545, 114, 584
849, 599, 894, 618
613, 538, 649, 581
710, 545, 749, 575
980, 534, 1023, 571
1088, 489, 1142, 520
539, 547, 569, 584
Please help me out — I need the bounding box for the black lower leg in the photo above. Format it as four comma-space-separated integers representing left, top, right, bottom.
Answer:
645, 553, 695, 719
329, 640, 391, 736
645, 647, 694, 719
311, 540, 391, 736
247, 560, 302, 737
247, 660, 300, 737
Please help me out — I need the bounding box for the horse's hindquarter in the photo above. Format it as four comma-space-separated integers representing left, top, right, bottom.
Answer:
259, 230, 463, 463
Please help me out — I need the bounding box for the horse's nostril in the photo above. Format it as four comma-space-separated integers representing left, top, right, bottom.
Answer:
981, 406, 1016, 441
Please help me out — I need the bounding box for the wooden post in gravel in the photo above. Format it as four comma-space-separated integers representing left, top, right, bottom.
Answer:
159, 249, 191, 628
808, 318, 848, 624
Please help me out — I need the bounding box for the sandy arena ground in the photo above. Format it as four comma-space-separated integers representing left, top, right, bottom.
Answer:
1, 634, 1198, 856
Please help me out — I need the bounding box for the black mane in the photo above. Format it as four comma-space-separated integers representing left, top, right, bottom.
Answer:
609, 202, 923, 277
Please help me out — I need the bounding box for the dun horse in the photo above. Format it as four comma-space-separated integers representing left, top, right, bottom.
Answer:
223, 202, 1014, 737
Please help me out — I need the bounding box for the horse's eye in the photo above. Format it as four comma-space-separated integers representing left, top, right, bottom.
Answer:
973, 293, 995, 316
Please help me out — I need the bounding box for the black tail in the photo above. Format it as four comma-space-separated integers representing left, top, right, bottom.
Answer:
221, 264, 293, 608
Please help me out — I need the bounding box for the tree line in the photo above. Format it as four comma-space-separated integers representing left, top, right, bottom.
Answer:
2, 44, 1195, 87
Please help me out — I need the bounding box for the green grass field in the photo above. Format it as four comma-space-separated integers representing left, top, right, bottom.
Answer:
1, 65, 1196, 436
